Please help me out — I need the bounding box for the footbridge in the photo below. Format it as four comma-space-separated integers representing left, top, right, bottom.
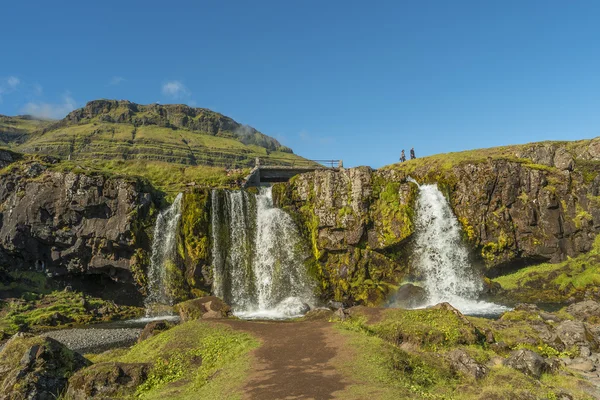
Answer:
243, 157, 342, 187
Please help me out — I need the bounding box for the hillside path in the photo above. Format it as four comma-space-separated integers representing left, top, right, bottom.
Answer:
218, 320, 352, 400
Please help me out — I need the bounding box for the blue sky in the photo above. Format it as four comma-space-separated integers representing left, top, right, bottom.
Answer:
1, 1, 600, 168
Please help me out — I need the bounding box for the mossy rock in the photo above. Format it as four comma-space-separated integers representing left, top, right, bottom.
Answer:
174, 296, 231, 322
0, 333, 90, 399
66, 362, 150, 399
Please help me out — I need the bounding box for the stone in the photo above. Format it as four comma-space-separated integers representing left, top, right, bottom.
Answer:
503, 349, 550, 379
389, 284, 427, 309
447, 349, 488, 379
66, 362, 150, 399
138, 320, 177, 343
0, 334, 90, 400
174, 296, 231, 322
569, 360, 595, 373
566, 300, 600, 322
553, 148, 574, 171
555, 320, 599, 350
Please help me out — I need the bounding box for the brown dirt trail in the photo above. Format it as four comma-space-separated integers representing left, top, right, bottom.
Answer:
218, 320, 352, 400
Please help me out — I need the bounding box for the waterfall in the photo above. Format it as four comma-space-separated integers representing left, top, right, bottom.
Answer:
144, 193, 183, 316
410, 182, 508, 315
211, 187, 314, 319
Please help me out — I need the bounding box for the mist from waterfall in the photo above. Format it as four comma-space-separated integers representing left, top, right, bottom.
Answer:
211, 187, 314, 319
144, 193, 183, 316
411, 182, 508, 315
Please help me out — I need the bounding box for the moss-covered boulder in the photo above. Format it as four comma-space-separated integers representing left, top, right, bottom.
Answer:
66, 362, 150, 399
138, 320, 177, 343
174, 296, 231, 322
0, 333, 90, 399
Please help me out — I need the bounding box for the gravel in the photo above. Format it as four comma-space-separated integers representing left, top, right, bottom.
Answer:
42, 328, 142, 354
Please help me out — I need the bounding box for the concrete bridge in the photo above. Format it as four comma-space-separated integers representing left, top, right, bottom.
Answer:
243, 158, 342, 187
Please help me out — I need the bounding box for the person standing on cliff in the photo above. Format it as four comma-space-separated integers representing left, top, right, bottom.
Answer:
410, 147, 416, 159
400, 149, 406, 162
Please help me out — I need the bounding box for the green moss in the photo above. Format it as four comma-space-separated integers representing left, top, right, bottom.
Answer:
0, 290, 142, 335
178, 190, 212, 294
91, 320, 259, 399
370, 179, 417, 248
493, 235, 600, 302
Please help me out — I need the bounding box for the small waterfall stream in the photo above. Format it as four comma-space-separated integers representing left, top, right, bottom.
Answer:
410, 182, 508, 315
212, 187, 314, 319
144, 193, 183, 316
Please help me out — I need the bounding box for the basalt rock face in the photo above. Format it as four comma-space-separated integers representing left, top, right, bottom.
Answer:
274, 139, 600, 304
274, 167, 418, 305
0, 158, 158, 303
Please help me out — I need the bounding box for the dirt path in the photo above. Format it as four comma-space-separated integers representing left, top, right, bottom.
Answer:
219, 320, 351, 400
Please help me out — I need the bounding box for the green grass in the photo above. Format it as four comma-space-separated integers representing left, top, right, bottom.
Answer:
0, 283, 142, 337
89, 320, 259, 399
333, 309, 596, 399
493, 235, 600, 301
18, 121, 309, 170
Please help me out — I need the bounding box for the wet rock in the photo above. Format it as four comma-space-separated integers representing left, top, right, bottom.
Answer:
138, 320, 176, 343
503, 349, 551, 378
0, 333, 90, 399
66, 362, 150, 399
389, 283, 427, 309
175, 296, 231, 322
447, 349, 488, 379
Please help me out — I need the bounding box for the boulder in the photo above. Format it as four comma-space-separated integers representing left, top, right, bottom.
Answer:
503, 349, 551, 379
174, 296, 231, 322
138, 320, 177, 343
390, 284, 427, 309
66, 362, 150, 399
555, 320, 599, 351
446, 349, 488, 379
0, 333, 90, 400
566, 300, 600, 322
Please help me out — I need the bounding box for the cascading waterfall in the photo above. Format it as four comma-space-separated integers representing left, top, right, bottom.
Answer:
144, 193, 183, 316
211, 187, 314, 319
410, 181, 508, 315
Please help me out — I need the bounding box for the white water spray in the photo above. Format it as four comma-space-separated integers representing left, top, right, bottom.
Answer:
212, 187, 314, 319
144, 193, 183, 315
410, 182, 508, 315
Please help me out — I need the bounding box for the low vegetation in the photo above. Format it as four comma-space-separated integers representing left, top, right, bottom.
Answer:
82, 320, 259, 399
493, 235, 600, 302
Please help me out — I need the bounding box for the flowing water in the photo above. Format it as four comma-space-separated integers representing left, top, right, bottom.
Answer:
212, 187, 314, 319
144, 193, 183, 316
410, 182, 509, 316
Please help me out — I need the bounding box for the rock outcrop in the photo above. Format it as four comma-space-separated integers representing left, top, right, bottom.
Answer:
66, 362, 150, 399
274, 139, 600, 304
0, 333, 90, 400
0, 156, 158, 302
174, 296, 232, 322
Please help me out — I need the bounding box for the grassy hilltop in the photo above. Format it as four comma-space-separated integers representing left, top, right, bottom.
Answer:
1, 100, 311, 192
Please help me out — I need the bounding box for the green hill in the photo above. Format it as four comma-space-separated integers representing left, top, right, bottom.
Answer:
0, 115, 53, 147
11, 99, 307, 168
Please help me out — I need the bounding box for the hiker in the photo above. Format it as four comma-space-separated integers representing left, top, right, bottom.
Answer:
400, 149, 406, 162
410, 147, 416, 160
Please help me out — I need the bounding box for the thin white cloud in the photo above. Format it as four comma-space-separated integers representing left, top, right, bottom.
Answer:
109, 76, 125, 85
0, 76, 21, 101
6, 76, 20, 89
162, 80, 190, 99
21, 92, 77, 120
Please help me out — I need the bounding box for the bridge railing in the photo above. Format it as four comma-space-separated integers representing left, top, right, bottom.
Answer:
256, 157, 342, 168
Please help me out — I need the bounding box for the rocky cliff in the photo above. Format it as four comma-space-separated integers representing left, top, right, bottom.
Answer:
274, 138, 600, 305
0, 151, 158, 303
